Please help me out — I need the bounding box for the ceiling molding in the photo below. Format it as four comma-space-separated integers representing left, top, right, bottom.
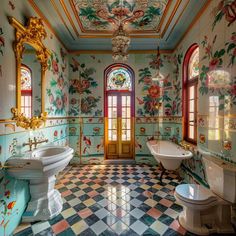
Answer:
68, 0, 178, 36
59, 0, 80, 37
165, 0, 190, 41
68, 49, 174, 55
160, 0, 182, 38
50, 0, 75, 40
28, 0, 69, 51
174, 0, 212, 50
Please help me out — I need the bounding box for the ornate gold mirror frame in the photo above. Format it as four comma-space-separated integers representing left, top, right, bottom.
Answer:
8, 16, 51, 130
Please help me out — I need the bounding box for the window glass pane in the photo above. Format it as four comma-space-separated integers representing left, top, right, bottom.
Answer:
188, 48, 199, 79
108, 96, 112, 106
189, 86, 195, 99
189, 100, 194, 112
107, 68, 132, 91
113, 96, 117, 106
21, 66, 32, 90
189, 113, 194, 122
189, 125, 194, 139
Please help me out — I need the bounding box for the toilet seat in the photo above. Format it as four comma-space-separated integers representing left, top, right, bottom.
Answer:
175, 184, 218, 205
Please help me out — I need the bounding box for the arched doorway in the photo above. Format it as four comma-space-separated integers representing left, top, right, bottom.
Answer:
104, 64, 135, 159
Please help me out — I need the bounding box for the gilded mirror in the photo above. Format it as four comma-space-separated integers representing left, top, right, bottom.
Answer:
8, 16, 50, 129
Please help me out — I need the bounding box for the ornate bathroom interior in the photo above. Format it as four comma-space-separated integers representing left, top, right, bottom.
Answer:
0, 0, 236, 235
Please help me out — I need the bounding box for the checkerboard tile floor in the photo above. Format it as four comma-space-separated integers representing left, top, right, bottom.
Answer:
14, 164, 188, 236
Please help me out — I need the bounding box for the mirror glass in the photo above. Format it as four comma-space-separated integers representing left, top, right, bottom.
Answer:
21, 43, 41, 118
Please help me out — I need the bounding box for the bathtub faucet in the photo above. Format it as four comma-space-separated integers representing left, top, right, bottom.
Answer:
179, 141, 191, 150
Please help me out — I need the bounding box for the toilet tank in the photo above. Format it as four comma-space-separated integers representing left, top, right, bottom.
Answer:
203, 155, 236, 203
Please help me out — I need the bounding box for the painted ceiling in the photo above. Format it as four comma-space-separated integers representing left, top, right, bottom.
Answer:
29, 0, 208, 51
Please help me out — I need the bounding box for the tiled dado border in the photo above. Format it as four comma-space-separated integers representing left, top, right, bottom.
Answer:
0, 115, 182, 136
0, 117, 69, 136
198, 115, 236, 131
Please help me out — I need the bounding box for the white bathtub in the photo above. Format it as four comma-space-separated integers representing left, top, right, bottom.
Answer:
147, 140, 193, 170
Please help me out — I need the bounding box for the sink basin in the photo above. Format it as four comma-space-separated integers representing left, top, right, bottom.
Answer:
6, 145, 74, 222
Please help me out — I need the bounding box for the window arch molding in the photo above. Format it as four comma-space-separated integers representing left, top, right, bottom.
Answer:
104, 63, 135, 116
182, 43, 199, 144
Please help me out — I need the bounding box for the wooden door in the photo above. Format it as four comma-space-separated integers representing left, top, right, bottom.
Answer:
105, 93, 134, 159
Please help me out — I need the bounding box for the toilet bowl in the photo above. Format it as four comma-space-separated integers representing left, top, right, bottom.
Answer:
174, 155, 236, 235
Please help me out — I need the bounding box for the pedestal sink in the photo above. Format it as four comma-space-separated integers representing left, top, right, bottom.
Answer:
6, 145, 74, 222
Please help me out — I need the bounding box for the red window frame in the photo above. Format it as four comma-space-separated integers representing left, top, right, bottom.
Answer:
21, 64, 33, 117
183, 44, 199, 144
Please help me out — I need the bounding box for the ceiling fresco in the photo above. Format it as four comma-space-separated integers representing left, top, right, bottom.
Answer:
29, 0, 208, 51
71, 0, 169, 33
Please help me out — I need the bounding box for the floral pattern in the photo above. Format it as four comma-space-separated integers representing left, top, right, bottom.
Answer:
69, 62, 100, 116
73, 0, 168, 31
212, 0, 236, 30
199, 34, 236, 110
46, 49, 69, 116
0, 176, 18, 236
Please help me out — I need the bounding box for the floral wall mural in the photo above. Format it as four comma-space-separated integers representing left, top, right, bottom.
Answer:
68, 53, 182, 164
46, 50, 69, 116
174, 0, 236, 185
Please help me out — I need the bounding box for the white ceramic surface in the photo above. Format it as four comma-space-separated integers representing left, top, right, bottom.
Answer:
6, 145, 74, 222
146, 140, 193, 170
174, 155, 236, 235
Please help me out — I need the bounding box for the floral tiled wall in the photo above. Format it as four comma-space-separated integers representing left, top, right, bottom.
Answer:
0, 1, 69, 235
174, 0, 236, 183
68, 53, 182, 164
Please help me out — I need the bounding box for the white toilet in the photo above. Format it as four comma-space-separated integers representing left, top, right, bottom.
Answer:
174, 155, 236, 235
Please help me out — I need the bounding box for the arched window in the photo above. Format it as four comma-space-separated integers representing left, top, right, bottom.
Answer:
21, 65, 32, 117
104, 64, 135, 159
183, 44, 199, 144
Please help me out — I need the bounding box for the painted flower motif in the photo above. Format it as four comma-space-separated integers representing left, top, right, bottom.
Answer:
82, 79, 90, 89
148, 84, 161, 98
70, 98, 77, 105
143, 76, 152, 85
222, 1, 236, 25
63, 93, 68, 105
54, 130, 58, 137
223, 140, 232, 150
57, 76, 64, 90
4, 190, 10, 198
231, 84, 236, 95
56, 96, 63, 110
199, 134, 206, 144
111, 7, 130, 18
49, 94, 54, 104
52, 60, 59, 74
149, 57, 162, 69
209, 57, 220, 70
7, 201, 16, 210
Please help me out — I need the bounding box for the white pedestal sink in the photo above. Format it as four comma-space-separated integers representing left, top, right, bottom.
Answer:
6, 145, 74, 222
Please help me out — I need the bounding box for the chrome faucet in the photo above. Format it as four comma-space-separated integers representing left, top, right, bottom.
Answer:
23, 137, 48, 151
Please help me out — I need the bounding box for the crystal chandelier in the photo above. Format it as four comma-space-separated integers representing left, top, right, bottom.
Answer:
112, 24, 130, 61
111, 0, 130, 61
152, 45, 163, 81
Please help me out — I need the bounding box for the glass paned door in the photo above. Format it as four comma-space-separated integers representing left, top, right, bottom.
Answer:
106, 93, 133, 159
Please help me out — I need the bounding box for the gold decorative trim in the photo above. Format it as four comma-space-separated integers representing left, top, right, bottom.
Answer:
68, 49, 174, 54
28, 0, 68, 50
59, 0, 80, 37
8, 16, 50, 130
11, 108, 47, 130
50, 0, 76, 40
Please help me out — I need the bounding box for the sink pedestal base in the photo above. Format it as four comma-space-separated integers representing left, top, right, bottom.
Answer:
22, 176, 63, 222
